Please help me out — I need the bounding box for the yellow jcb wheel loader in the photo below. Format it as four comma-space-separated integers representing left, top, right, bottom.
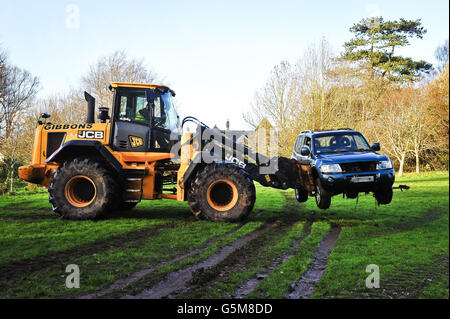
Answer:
18, 82, 303, 222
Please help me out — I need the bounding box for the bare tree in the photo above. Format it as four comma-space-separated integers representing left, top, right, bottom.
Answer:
0, 63, 39, 146
244, 39, 337, 157
81, 51, 160, 109
294, 37, 335, 131
406, 87, 432, 173
373, 87, 424, 176
0, 47, 40, 192
426, 64, 449, 153
435, 39, 449, 71
243, 61, 300, 156
0, 49, 7, 100
36, 90, 86, 124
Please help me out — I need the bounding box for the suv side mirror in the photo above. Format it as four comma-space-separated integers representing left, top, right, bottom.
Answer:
371, 143, 380, 151
301, 146, 311, 156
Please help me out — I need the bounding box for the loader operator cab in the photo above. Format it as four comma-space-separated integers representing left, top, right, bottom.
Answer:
110, 83, 180, 153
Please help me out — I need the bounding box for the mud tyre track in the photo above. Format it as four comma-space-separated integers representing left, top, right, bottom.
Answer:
233, 221, 313, 299
123, 222, 274, 299
286, 225, 341, 299
0, 222, 181, 284
78, 222, 247, 299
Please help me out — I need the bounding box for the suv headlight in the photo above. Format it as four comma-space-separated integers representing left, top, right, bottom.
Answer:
377, 160, 392, 170
321, 164, 342, 174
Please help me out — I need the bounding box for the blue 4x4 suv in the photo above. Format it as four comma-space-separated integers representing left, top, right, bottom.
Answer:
291, 129, 395, 209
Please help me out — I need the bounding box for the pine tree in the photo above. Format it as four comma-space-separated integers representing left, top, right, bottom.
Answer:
343, 17, 432, 81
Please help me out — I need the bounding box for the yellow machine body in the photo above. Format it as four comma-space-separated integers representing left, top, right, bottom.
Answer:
19, 82, 191, 202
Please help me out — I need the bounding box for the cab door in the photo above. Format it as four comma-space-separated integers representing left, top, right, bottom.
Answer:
149, 89, 180, 153
111, 88, 150, 152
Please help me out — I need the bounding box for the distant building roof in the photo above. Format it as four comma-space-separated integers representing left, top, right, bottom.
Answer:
255, 118, 274, 131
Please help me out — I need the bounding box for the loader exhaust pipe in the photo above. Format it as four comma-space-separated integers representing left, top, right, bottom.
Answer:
84, 91, 95, 124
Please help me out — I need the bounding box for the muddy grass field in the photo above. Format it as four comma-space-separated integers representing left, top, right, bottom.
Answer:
0, 172, 448, 299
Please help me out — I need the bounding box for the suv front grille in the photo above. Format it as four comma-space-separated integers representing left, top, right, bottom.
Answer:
340, 161, 376, 173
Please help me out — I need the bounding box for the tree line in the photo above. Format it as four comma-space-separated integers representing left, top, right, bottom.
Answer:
0, 16, 448, 193
244, 17, 449, 176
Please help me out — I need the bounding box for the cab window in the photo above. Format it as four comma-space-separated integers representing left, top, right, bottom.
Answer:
116, 90, 149, 125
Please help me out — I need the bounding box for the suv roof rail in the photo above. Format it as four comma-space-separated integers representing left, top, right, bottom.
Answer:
300, 128, 354, 134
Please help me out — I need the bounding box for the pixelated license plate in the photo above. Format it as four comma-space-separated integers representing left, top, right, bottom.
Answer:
351, 176, 374, 183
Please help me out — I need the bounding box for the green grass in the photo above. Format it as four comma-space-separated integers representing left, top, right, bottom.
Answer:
0, 196, 190, 264
248, 222, 330, 299
308, 171, 449, 299
176, 221, 308, 299
1, 219, 241, 298
0, 171, 448, 298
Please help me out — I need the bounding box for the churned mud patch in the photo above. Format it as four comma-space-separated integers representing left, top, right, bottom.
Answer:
0, 222, 180, 285
78, 222, 247, 299
232, 222, 313, 299
0, 214, 57, 220
0, 206, 51, 212
286, 225, 342, 299
122, 222, 274, 299
0, 207, 54, 219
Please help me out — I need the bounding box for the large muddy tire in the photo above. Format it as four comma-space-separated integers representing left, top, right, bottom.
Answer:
295, 187, 308, 203
315, 177, 331, 209
116, 201, 138, 211
49, 158, 118, 220
374, 188, 393, 205
188, 164, 256, 222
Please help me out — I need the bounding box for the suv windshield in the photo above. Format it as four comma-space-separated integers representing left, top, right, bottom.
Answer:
313, 133, 371, 154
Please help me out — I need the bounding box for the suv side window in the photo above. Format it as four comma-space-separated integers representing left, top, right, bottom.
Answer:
295, 135, 304, 154
303, 136, 311, 149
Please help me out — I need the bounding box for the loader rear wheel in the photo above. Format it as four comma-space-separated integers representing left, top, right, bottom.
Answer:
49, 158, 117, 220
188, 164, 255, 222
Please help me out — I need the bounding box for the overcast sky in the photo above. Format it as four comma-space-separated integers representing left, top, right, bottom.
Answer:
0, 0, 448, 129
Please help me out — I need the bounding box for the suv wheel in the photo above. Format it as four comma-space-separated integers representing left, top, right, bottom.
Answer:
295, 188, 308, 203
374, 188, 393, 205
315, 178, 331, 209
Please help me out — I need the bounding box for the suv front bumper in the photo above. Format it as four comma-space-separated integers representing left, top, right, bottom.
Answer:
319, 169, 395, 194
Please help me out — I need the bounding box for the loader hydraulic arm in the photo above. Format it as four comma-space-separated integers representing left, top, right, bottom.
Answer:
182, 117, 300, 190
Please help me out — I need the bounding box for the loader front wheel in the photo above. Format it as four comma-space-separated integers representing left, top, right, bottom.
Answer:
49, 158, 117, 220
117, 201, 138, 211
188, 164, 255, 222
